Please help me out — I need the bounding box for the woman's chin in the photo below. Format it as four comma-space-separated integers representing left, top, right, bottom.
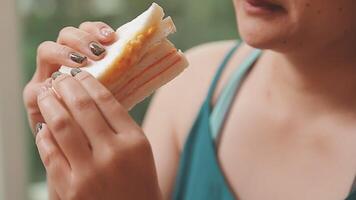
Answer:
236, 13, 295, 51
242, 34, 274, 49
239, 28, 294, 52
241, 32, 277, 49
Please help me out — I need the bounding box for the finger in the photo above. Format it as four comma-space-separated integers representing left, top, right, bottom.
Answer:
57, 26, 107, 60
48, 180, 62, 200
36, 41, 87, 81
79, 21, 117, 44
37, 88, 92, 167
72, 70, 137, 133
23, 79, 52, 134
51, 73, 115, 145
36, 123, 70, 195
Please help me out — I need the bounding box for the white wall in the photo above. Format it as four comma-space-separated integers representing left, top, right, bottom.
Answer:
0, 0, 27, 199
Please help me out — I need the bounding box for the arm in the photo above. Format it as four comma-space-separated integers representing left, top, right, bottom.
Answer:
142, 88, 181, 199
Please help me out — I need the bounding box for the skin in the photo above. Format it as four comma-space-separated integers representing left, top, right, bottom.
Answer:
24, 22, 161, 200
146, 0, 356, 199
23, 0, 356, 199
36, 72, 161, 200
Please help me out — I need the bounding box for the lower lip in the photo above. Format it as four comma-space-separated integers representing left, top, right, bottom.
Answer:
243, 0, 284, 15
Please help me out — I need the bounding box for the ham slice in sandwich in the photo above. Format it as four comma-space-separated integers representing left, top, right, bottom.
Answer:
60, 3, 189, 110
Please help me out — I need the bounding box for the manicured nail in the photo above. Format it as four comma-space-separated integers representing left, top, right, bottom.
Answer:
70, 68, 82, 76
35, 123, 43, 136
89, 42, 105, 56
51, 71, 62, 80
70, 52, 87, 64
100, 27, 115, 38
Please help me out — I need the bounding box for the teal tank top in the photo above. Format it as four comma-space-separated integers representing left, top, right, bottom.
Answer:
172, 41, 356, 200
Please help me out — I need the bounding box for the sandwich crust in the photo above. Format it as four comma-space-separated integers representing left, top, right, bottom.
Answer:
59, 3, 188, 110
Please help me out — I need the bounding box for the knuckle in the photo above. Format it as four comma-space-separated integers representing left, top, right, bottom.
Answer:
126, 132, 152, 154
132, 134, 151, 151
37, 41, 54, 55
94, 90, 113, 103
57, 45, 70, 58
93, 21, 107, 28
68, 175, 97, 200
59, 25, 97, 49
100, 139, 116, 154
100, 133, 151, 167
58, 26, 76, 37
23, 83, 50, 118
112, 102, 129, 117
121, 131, 151, 152
23, 84, 35, 108
79, 21, 92, 29
125, 125, 144, 136
51, 114, 71, 132
46, 147, 59, 161
78, 34, 95, 44
35, 130, 46, 143
71, 95, 94, 110
99, 141, 122, 164
41, 145, 59, 167
67, 189, 85, 200
80, 169, 99, 187
38, 41, 69, 60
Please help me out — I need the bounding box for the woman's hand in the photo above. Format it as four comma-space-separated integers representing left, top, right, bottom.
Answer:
35, 70, 162, 200
23, 21, 116, 199
23, 21, 117, 133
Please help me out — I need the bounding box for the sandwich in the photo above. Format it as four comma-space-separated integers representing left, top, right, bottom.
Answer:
59, 3, 189, 110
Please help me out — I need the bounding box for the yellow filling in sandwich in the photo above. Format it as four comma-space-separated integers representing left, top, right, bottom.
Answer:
100, 26, 158, 86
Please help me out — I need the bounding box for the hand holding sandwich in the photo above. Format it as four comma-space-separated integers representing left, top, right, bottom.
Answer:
24, 3, 187, 199
24, 22, 161, 200
35, 70, 161, 200
23, 21, 117, 133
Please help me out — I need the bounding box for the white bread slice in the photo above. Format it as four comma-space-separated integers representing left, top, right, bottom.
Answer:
115, 45, 187, 101
102, 17, 177, 93
119, 52, 188, 110
59, 3, 188, 110
112, 39, 177, 96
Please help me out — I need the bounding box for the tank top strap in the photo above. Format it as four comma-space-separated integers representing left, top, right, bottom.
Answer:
205, 41, 242, 104
210, 49, 262, 141
347, 180, 356, 199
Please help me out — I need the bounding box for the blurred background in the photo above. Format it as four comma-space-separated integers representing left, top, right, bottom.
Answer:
0, 0, 239, 199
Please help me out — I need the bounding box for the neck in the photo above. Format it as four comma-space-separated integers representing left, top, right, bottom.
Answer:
264, 40, 356, 112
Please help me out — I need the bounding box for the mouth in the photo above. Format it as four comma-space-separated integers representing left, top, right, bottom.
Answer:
243, 0, 286, 15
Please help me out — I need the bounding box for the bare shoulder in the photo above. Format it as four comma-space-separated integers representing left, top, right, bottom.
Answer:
142, 40, 255, 197
143, 40, 254, 150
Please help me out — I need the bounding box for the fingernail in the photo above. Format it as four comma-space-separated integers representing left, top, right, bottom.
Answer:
100, 27, 115, 38
70, 68, 82, 76
89, 42, 105, 56
51, 71, 62, 80
35, 123, 43, 136
70, 52, 87, 64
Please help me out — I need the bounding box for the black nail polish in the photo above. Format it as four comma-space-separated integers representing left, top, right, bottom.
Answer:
51, 71, 62, 80
35, 123, 42, 136
89, 42, 105, 56
70, 68, 82, 76
70, 52, 87, 64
